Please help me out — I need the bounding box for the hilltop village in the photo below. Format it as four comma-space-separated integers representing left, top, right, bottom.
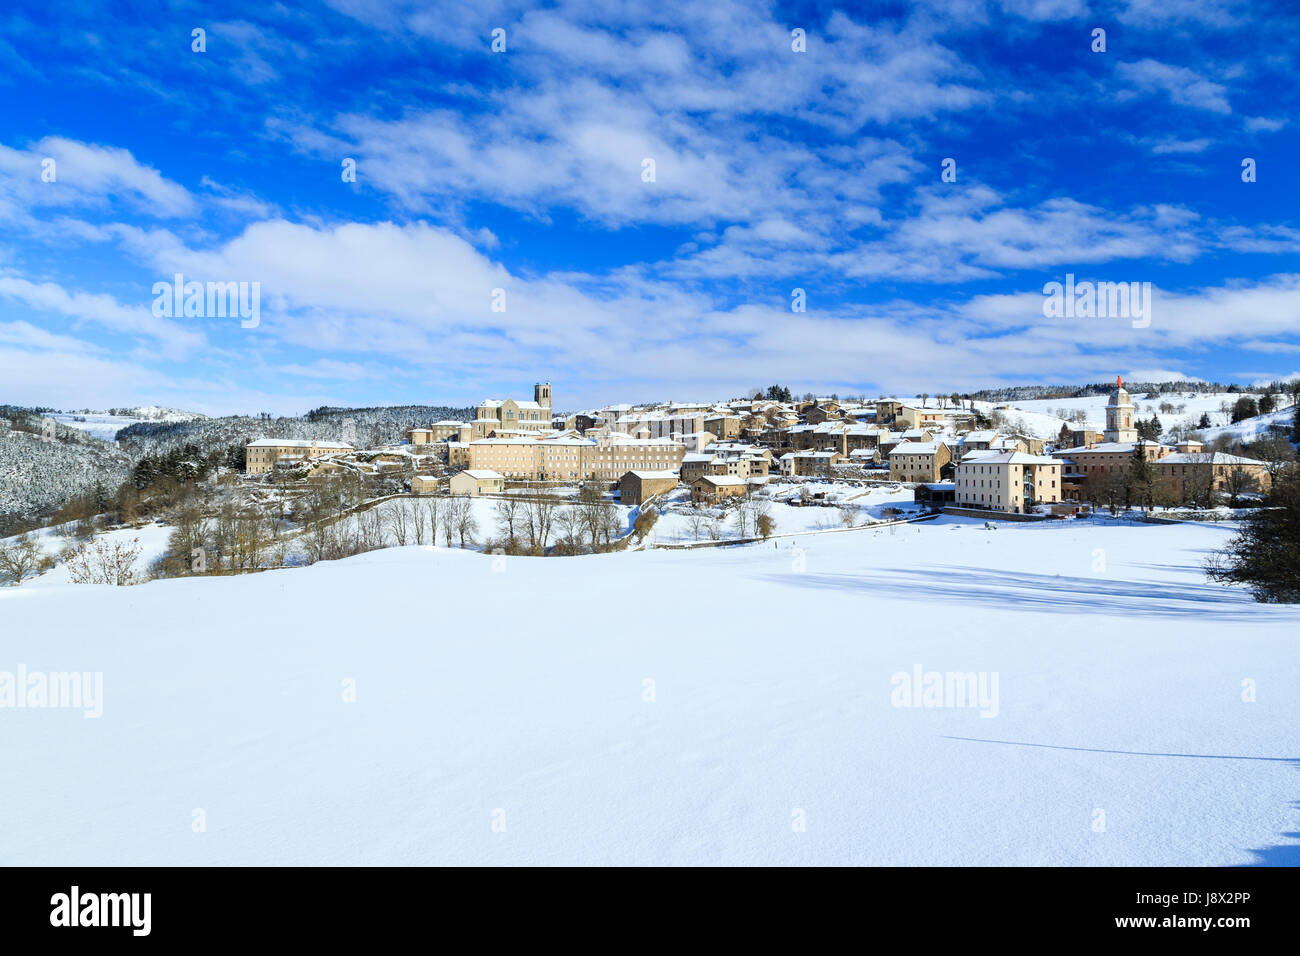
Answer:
242, 378, 1275, 518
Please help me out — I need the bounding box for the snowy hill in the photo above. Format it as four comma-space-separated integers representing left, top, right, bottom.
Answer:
998, 391, 1271, 437
0, 422, 131, 531
1197, 407, 1296, 445
2, 518, 1296, 865
116, 404, 473, 458
50, 407, 206, 442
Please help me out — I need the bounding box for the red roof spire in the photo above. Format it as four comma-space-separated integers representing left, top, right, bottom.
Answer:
1116, 374, 1123, 388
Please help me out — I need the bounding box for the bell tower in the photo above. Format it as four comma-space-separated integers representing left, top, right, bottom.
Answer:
1104, 375, 1137, 444
534, 382, 552, 410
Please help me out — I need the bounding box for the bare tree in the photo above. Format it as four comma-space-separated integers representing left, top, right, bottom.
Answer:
358, 506, 386, 551
733, 500, 752, 538
577, 483, 608, 550
408, 497, 427, 546
554, 505, 585, 553
0, 534, 47, 584
439, 499, 458, 548
387, 499, 411, 546
596, 500, 621, 549
420, 496, 440, 547
450, 498, 478, 548
522, 495, 558, 553
495, 496, 522, 550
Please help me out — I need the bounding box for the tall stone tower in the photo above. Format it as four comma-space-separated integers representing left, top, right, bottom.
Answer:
534, 382, 552, 411
1104, 375, 1137, 443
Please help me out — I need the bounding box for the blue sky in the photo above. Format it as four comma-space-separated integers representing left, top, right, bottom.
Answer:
1, 0, 1298, 414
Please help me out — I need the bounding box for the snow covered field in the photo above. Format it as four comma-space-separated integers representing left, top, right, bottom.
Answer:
2, 516, 1296, 866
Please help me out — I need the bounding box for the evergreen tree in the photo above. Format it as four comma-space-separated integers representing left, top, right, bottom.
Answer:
1231, 396, 1259, 423
1208, 469, 1300, 602
1127, 442, 1154, 511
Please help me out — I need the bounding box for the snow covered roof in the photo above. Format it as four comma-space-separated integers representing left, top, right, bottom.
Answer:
1159, 452, 1265, 465
1051, 441, 1170, 456
696, 475, 747, 486
462, 470, 504, 480
625, 470, 680, 480
889, 441, 945, 455
959, 452, 1059, 466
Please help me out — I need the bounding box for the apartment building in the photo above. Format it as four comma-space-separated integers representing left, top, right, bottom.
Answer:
1149, 444, 1269, 501
611, 411, 705, 439
245, 438, 354, 474
953, 452, 1062, 514
1049, 440, 1174, 485
406, 421, 463, 444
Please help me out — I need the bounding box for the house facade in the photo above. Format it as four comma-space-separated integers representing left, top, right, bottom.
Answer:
449, 470, 505, 496
618, 470, 680, 506
888, 441, 951, 482
953, 452, 1063, 514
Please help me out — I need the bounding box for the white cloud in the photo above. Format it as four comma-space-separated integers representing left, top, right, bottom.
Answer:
1115, 60, 1232, 115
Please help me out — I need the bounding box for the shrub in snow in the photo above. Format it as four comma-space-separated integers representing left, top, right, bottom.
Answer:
64, 537, 143, 586
0, 534, 51, 584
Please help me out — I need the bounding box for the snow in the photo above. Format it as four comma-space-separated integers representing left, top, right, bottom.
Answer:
4, 515, 1294, 865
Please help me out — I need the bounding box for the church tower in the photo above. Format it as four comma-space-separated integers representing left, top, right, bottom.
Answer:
1104, 375, 1137, 443
534, 382, 552, 411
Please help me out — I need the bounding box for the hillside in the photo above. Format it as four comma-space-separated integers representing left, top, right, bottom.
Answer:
116, 404, 474, 457
0, 421, 131, 532
993, 391, 1282, 439
1198, 407, 1297, 446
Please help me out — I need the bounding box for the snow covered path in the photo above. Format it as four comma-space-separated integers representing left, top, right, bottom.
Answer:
2, 519, 1297, 865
